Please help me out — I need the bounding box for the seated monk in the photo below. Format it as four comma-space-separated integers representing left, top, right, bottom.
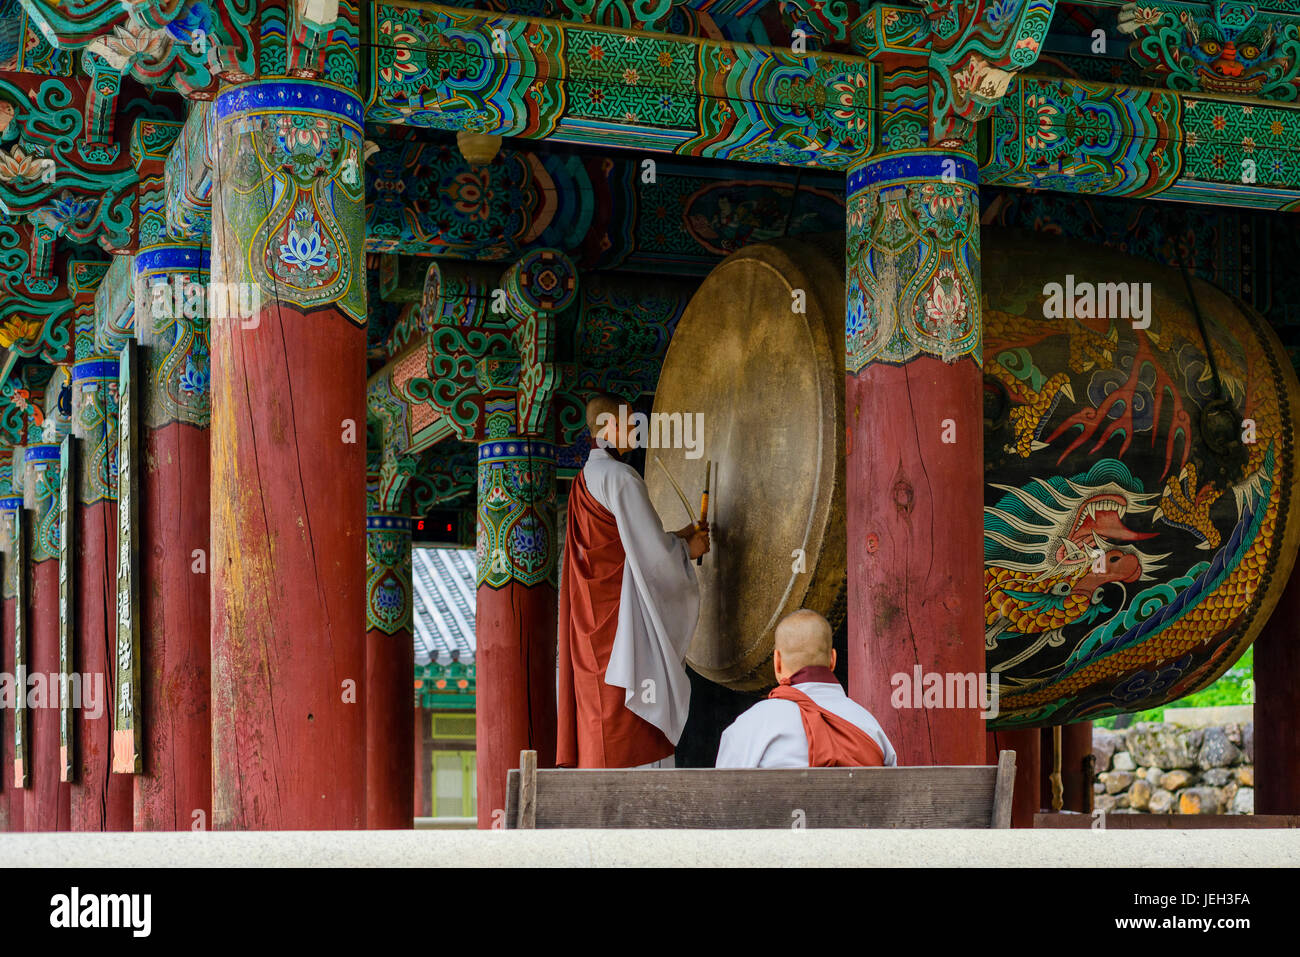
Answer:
715, 609, 897, 769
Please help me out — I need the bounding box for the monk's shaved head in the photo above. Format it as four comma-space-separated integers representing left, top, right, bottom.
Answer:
774, 609, 833, 674
586, 392, 627, 438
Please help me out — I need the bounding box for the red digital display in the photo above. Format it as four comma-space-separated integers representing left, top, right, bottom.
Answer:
411, 509, 464, 544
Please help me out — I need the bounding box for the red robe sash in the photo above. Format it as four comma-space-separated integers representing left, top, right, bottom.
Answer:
768, 668, 886, 768
557, 471, 674, 768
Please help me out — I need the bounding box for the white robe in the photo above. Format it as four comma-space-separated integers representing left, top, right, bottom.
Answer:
715, 681, 898, 769
583, 448, 700, 747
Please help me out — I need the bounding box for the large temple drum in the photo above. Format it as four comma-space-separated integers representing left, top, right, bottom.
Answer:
646, 238, 845, 691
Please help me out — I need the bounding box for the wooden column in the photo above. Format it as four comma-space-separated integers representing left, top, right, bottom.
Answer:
364, 484, 414, 829
845, 151, 985, 766
68, 357, 133, 831
22, 443, 70, 830
986, 728, 1040, 827
1, 486, 22, 831
413, 705, 430, 819
132, 245, 213, 830
1065, 721, 1096, 811
475, 435, 557, 828
1256, 560, 1300, 813
1039, 722, 1095, 813
209, 80, 368, 829
463, 251, 571, 826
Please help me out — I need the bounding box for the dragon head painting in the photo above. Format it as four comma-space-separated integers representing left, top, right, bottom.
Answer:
986, 461, 1163, 657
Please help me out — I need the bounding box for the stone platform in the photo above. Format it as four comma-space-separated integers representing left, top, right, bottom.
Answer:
2, 829, 1297, 867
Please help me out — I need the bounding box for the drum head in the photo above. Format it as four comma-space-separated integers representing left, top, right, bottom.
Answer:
647, 238, 845, 690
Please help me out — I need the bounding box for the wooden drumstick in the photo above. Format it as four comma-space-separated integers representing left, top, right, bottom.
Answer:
696, 460, 711, 566
654, 459, 696, 525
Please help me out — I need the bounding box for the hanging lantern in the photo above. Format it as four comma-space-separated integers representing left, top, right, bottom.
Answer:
456, 132, 502, 167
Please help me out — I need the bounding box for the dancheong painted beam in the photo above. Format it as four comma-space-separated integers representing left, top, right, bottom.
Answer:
368, 0, 878, 166
983, 75, 1300, 210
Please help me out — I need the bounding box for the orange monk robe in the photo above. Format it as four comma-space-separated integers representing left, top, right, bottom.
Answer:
716, 666, 898, 768
557, 450, 698, 768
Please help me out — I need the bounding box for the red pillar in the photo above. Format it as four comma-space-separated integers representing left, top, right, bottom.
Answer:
136, 420, 211, 829
845, 152, 985, 766
209, 80, 368, 829
73, 501, 133, 830
475, 438, 557, 827
22, 444, 70, 831
364, 506, 414, 828
209, 312, 365, 829
1, 594, 13, 832
1256, 561, 1300, 813
1, 493, 21, 831
131, 247, 213, 831
986, 728, 1040, 827
69, 358, 133, 831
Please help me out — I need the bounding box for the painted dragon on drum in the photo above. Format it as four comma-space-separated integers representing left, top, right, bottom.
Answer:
981, 235, 1298, 728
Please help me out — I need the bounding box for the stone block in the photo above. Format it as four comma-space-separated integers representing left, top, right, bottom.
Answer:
1178, 787, 1223, 815
1198, 728, 1241, 769
1232, 787, 1254, 815
1101, 771, 1134, 794
1126, 725, 1197, 770
1148, 789, 1175, 814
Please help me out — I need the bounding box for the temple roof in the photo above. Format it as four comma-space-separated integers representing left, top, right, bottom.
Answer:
413, 547, 476, 667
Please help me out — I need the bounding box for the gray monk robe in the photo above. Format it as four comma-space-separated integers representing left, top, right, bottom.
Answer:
557, 447, 700, 767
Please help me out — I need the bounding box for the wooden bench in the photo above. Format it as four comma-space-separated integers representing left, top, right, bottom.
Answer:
504, 749, 1016, 828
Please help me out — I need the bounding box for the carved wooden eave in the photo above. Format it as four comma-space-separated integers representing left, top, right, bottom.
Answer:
0, 73, 144, 255
92, 252, 135, 354
367, 252, 696, 478
0, 217, 77, 364
17, 0, 260, 99
408, 443, 476, 511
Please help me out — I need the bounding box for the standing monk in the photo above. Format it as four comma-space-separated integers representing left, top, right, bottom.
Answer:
558, 394, 710, 768
716, 610, 897, 768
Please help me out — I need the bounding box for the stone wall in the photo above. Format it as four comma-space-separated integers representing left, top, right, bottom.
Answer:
1092, 722, 1254, 814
